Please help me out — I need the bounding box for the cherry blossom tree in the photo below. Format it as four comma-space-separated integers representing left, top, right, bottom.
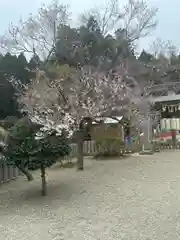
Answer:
11, 62, 150, 169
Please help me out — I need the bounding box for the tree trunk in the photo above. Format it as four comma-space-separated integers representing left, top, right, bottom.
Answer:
76, 130, 84, 171
40, 163, 47, 196
18, 166, 34, 181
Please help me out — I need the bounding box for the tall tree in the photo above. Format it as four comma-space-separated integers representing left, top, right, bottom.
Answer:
55, 18, 134, 70
0, 52, 31, 84
11, 63, 152, 170
28, 54, 42, 70
0, 0, 70, 61
0, 51, 33, 118
80, 0, 158, 41
0, 73, 18, 118
138, 50, 154, 63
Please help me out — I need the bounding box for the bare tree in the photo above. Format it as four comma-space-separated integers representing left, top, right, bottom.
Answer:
80, 0, 158, 41
0, 0, 70, 60
141, 39, 180, 91
150, 38, 179, 59
80, 0, 121, 35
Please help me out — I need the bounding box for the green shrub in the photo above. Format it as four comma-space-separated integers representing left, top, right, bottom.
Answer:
95, 138, 125, 158
3, 117, 71, 172
2, 117, 71, 195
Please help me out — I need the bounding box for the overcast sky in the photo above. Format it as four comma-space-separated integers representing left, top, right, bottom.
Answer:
0, 0, 179, 52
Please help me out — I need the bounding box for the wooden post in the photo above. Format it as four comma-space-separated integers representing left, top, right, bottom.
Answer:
128, 105, 132, 151
40, 163, 47, 196
76, 130, 84, 171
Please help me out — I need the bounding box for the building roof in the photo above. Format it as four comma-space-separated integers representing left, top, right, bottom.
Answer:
150, 94, 180, 103
92, 116, 123, 124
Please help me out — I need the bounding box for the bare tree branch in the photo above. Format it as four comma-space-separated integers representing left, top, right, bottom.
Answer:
150, 38, 178, 59
0, 0, 70, 60
80, 0, 158, 42
9, 63, 151, 134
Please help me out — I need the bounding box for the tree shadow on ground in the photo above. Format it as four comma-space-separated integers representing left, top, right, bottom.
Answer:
0, 159, 99, 215
0, 171, 84, 215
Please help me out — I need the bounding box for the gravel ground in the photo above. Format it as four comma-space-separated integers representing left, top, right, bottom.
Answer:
0, 152, 180, 239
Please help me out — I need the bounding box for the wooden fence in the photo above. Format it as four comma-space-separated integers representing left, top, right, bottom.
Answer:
69, 140, 180, 157
70, 141, 97, 157
0, 142, 95, 184
0, 140, 139, 184
66, 140, 134, 159
0, 160, 21, 184
2, 140, 180, 184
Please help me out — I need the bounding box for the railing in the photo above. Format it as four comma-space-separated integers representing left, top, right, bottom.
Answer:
157, 142, 180, 150
66, 141, 138, 159
0, 161, 21, 184
0, 140, 140, 183
69, 141, 97, 157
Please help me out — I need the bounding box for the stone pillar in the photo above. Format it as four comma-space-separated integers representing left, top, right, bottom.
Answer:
142, 117, 153, 152
171, 129, 176, 148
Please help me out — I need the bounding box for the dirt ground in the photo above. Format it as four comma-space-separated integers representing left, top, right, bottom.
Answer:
0, 152, 180, 240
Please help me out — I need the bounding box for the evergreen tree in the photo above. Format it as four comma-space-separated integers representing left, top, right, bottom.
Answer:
2, 117, 71, 196
28, 54, 42, 70
0, 52, 33, 118
55, 16, 134, 69
138, 50, 154, 63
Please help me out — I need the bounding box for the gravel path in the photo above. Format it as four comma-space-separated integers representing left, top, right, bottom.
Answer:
0, 152, 180, 239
